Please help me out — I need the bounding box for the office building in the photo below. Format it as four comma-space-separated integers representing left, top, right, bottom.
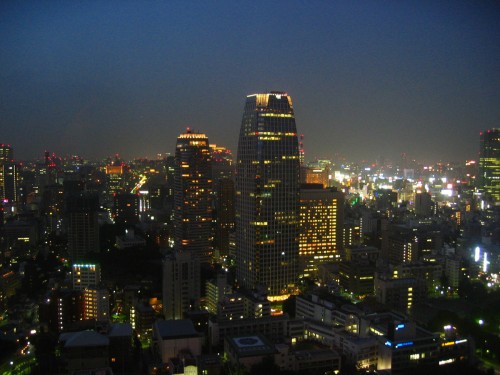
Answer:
66, 192, 100, 263
206, 271, 231, 315
112, 192, 139, 225
225, 334, 276, 370
208, 313, 302, 348
72, 263, 101, 291
84, 285, 110, 322
274, 344, 341, 374
58, 331, 110, 373
382, 223, 442, 265
478, 128, 500, 203
173, 129, 213, 262
338, 260, 375, 297
0, 144, 13, 163
299, 185, 344, 278
0, 163, 19, 204
162, 251, 200, 320
214, 178, 235, 257
374, 274, 426, 314
343, 220, 361, 249
414, 191, 433, 217
131, 302, 155, 338
301, 166, 329, 188
152, 319, 202, 364
210, 143, 234, 182
236, 92, 300, 299
41, 289, 85, 332
372, 315, 439, 374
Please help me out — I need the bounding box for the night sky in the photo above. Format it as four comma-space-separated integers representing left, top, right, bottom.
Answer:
1, 1, 499, 163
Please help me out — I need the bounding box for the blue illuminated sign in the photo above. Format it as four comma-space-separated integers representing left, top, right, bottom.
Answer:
395, 341, 414, 348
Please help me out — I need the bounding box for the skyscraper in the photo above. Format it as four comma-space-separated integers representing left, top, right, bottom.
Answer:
478, 128, 500, 203
214, 178, 235, 258
210, 144, 235, 258
173, 129, 213, 262
0, 144, 19, 206
235, 92, 300, 299
0, 163, 19, 204
66, 192, 100, 263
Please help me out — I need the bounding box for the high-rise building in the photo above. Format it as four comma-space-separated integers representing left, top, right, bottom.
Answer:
210, 144, 234, 183
301, 166, 329, 188
84, 285, 110, 322
478, 128, 500, 203
66, 193, 100, 263
299, 185, 344, 278
205, 271, 231, 315
214, 178, 235, 258
0, 144, 18, 206
113, 193, 140, 225
210, 144, 235, 258
374, 274, 426, 315
414, 191, 432, 217
162, 251, 200, 320
105, 163, 128, 201
173, 129, 213, 262
235, 92, 300, 299
0, 163, 19, 204
0, 144, 13, 163
72, 263, 101, 291
40, 289, 84, 332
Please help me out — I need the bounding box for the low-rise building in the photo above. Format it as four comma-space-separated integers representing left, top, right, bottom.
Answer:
368, 313, 440, 374
59, 330, 110, 374
152, 319, 202, 364
209, 314, 303, 348
275, 343, 341, 374
225, 334, 276, 370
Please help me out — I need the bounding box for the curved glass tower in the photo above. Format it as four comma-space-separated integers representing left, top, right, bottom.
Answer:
235, 92, 300, 299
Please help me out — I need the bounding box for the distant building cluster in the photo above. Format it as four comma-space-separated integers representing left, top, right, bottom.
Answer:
0, 97, 498, 374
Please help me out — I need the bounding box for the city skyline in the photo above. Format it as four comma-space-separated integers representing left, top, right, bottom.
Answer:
1, 1, 499, 163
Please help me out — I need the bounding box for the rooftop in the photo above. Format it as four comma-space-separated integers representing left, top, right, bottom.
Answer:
108, 323, 133, 337
154, 319, 199, 339
60, 331, 109, 348
225, 334, 275, 357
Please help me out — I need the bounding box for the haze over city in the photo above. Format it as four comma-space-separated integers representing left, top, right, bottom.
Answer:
1, 1, 499, 163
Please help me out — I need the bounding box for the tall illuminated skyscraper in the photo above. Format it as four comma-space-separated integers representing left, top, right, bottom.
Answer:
478, 128, 500, 203
173, 128, 213, 262
236, 92, 300, 299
